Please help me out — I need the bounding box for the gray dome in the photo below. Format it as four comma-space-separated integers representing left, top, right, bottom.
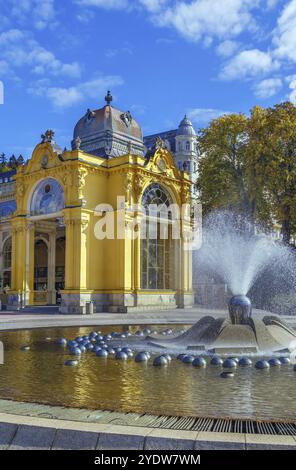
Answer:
72, 93, 144, 158
177, 115, 196, 136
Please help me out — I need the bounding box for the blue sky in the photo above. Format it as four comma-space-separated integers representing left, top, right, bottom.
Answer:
0, 0, 296, 157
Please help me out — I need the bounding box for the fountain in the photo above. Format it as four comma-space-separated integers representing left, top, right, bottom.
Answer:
106, 211, 296, 356
147, 212, 296, 355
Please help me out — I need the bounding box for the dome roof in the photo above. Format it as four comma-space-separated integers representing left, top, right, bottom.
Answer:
72, 92, 144, 158
176, 115, 196, 136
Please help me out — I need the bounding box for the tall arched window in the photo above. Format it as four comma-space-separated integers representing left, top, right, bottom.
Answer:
141, 184, 174, 290
178, 142, 182, 151
2, 237, 12, 288
186, 141, 190, 151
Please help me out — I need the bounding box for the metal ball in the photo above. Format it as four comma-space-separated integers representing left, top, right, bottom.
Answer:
192, 357, 207, 367
135, 352, 149, 362
228, 295, 252, 325
135, 330, 144, 337
107, 348, 115, 355
121, 347, 133, 355
210, 356, 223, 366
56, 338, 67, 346
20, 345, 30, 351
279, 357, 290, 365
268, 358, 281, 367
177, 354, 187, 361
115, 351, 128, 360
238, 357, 252, 367
79, 345, 86, 353
223, 359, 237, 368
182, 355, 195, 364
220, 371, 234, 378
64, 360, 78, 366
96, 349, 108, 358
153, 355, 168, 366
70, 348, 81, 356
162, 354, 172, 362
255, 360, 270, 369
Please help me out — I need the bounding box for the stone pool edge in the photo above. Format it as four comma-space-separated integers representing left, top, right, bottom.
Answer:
0, 411, 296, 450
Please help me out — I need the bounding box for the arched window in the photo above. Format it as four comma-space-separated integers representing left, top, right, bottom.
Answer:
3, 237, 11, 270
186, 141, 190, 151
141, 184, 174, 290
2, 237, 12, 289
30, 178, 64, 216
178, 142, 182, 151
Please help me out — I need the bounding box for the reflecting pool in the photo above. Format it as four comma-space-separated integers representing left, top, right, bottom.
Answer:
0, 325, 295, 422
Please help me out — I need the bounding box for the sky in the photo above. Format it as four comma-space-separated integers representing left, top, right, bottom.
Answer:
0, 0, 296, 157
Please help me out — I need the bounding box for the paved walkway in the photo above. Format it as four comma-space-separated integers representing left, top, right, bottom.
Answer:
0, 307, 229, 331
0, 306, 295, 331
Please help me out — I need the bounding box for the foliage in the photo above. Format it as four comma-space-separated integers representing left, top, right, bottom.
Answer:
197, 102, 296, 243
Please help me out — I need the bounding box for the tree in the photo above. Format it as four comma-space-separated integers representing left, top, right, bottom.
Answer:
258, 102, 296, 244
197, 113, 268, 232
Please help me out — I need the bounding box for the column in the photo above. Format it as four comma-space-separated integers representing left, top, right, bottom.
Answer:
25, 221, 35, 306
48, 229, 56, 304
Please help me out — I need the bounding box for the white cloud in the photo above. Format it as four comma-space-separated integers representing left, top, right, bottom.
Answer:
156, 0, 257, 43
9, 0, 57, 29
216, 40, 239, 57
220, 49, 278, 80
254, 77, 282, 98
273, 0, 296, 62
0, 29, 81, 79
288, 75, 296, 103
29, 75, 124, 108
139, 0, 167, 13
188, 108, 230, 123
75, 0, 129, 9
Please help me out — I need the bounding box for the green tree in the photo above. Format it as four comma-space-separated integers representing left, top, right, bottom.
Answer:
197, 113, 268, 232
259, 102, 296, 244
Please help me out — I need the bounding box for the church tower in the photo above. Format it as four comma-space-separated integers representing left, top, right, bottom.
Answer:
175, 115, 198, 199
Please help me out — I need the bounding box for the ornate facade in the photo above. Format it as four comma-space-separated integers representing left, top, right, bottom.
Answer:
0, 94, 193, 313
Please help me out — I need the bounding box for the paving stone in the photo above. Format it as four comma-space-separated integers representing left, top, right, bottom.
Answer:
97, 432, 145, 450
245, 434, 296, 450
144, 429, 197, 450
9, 424, 56, 450
194, 432, 245, 450
0, 422, 18, 450
52, 429, 99, 450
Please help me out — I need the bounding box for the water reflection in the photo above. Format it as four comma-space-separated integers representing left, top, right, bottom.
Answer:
0, 325, 295, 421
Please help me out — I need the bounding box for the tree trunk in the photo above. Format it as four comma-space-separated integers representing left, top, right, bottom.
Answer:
282, 205, 291, 245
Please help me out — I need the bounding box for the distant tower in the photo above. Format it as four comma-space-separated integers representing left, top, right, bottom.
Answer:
175, 115, 199, 199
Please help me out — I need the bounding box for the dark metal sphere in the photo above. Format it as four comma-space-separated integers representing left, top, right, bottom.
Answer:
115, 351, 128, 360
228, 295, 252, 325
220, 371, 234, 378
182, 355, 195, 364
279, 357, 290, 365
192, 357, 207, 368
255, 360, 270, 369
96, 349, 108, 358
239, 357, 252, 367
269, 358, 281, 367
153, 355, 168, 366
57, 338, 67, 346
211, 356, 223, 366
223, 358, 237, 368
64, 360, 78, 366
135, 352, 149, 362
